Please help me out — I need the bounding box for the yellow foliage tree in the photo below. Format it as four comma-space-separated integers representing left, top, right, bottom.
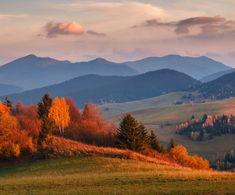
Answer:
48, 97, 70, 134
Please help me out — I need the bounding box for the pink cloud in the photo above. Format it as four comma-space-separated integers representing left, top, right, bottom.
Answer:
45, 21, 85, 38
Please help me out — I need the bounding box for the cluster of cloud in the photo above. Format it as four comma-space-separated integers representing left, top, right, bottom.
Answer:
134, 16, 235, 35
44, 21, 106, 38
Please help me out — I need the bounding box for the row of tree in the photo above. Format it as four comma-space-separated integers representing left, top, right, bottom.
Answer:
0, 94, 114, 159
212, 150, 235, 171
0, 94, 209, 169
177, 114, 235, 141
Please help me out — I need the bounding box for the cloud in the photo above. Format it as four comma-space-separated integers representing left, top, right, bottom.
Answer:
45, 21, 85, 38
87, 30, 106, 37
67, 2, 167, 31
43, 21, 106, 38
0, 14, 28, 20
132, 19, 173, 28
175, 16, 227, 34
134, 16, 235, 35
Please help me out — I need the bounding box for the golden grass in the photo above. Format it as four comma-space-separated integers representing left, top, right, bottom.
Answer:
43, 136, 178, 167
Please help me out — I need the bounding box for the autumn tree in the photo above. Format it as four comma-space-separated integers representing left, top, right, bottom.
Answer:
37, 94, 53, 145
78, 104, 115, 146
64, 97, 81, 140
170, 145, 209, 169
12, 102, 41, 139
116, 113, 148, 152
48, 97, 70, 134
0, 102, 36, 158
0, 102, 20, 158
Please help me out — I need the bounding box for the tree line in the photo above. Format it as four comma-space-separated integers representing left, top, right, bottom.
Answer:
212, 149, 235, 171
177, 114, 235, 141
0, 94, 209, 169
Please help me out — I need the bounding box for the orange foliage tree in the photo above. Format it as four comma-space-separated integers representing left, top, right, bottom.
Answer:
0, 102, 20, 158
64, 97, 81, 139
170, 145, 209, 169
12, 102, 41, 139
78, 104, 115, 146
48, 97, 70, 134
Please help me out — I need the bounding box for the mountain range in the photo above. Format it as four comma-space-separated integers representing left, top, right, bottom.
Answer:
4, 69, 200, 107
126, 55, 231, 79
0, 54, 232, 92
200, 69, 235, 83
0, 55, 137, 90
0, 84, 22, 96
198, 71, 235, 100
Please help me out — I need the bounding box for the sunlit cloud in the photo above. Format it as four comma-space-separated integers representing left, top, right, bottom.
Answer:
45, 21, 85, 38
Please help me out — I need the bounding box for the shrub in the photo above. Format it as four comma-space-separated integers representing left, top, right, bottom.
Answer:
170, 145, 209, 169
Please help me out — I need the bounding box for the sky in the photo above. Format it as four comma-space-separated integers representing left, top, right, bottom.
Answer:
0, 0, 235, 66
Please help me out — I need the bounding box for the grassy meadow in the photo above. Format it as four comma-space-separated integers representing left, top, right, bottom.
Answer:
0, 157, 234, 195
102, 94, 235, 160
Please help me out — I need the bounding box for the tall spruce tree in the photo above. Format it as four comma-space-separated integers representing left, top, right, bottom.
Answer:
38, 94, 52, 118
148, 130, 163, 153
37, 94, 53, 145
116, 113, 148, 152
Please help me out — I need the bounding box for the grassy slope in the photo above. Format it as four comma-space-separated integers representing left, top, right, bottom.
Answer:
102, 95, 235, 160
0, 157, 234, 194
101, 91, 188, 118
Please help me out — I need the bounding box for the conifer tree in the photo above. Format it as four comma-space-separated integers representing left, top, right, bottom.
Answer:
37, 94, 53, 145
37, 94, 52, 118
148, 130, 163, 153
116, 113, 148, 152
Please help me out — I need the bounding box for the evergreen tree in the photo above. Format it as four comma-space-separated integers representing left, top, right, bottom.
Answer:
116, 113, 148, 152
168, 138, 176, 151
37, 94, 52, 118
148, 130, 162, 152
37, 117, 53, 145
37, 94, 53, 145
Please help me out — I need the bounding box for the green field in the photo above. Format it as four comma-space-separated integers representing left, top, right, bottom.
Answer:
102, 94, 235, 160
0, 157, 234, 194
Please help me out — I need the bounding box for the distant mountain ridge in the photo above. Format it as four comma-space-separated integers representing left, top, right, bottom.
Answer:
4, 69, 200, 107
0, 83, 22, 96
0, 55, 138, 90
198, 71, 235, 100
125, 55, 231, 79
0, 54, 231, 91
200, 69, 235, 83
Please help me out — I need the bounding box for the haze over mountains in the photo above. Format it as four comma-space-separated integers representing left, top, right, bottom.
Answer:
126, 55, 231, 79
0, 55, 137, 90
0, 84, 22, 96
0, 54, 231, 92
198, 71, 235, 100
4, 69, 199, 107
200, 69, 235, 83
1, 54, 235, 105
